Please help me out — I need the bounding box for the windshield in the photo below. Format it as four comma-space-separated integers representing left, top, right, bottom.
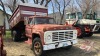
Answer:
94, 14, 97, 20
70, 13, 76, 19
34, 17, 54, 24
86, 14, 92, 19
77, 12, 82, 19
66, 13, 76, 19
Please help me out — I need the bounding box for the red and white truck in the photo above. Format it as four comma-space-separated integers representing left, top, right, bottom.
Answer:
9, 3, 77, 56
65, 12, 97, 38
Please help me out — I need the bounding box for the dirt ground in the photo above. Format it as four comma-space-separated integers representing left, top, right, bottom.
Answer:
4, 33, 100, 56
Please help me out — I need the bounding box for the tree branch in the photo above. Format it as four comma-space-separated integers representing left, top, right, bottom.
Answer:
45, 0, 51, 7
40, 0, 44, 5
21, 0, 25, 3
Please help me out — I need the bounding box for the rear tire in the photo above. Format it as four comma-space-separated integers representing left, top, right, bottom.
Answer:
76, 26, 85, 38
32, 38, 44, 56
12, 31, 21, 42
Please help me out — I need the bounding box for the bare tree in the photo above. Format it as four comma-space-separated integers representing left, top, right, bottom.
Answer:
33, 0, 39, 4
45, 0, 51, 7
51, 0, 56, 23
3, 0, 19, 13
40, 0, 44, 5
54, 0, 71, 24
0, 0, 20, 30
21, 0, 25, 3
0, 0, 10, 33
21, 0, 51, 7
76, 0, 100, 18
1, 0, 51, 18
66, 0, 79, 13
0, 0, 9, 20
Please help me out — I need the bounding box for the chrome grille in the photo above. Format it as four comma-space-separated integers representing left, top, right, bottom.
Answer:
52, 31, 73, 42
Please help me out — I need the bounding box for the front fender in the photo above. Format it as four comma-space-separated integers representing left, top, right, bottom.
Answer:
32, 30, 45, 45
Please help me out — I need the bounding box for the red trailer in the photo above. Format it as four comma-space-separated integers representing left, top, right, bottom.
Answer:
9, 3, 48, 29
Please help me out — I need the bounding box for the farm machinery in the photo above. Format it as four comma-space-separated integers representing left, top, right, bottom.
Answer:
65, 12, 97, 38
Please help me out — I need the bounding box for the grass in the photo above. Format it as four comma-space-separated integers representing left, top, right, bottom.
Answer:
5, 30, 11, 38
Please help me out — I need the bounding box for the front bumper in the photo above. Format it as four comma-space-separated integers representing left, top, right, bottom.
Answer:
43, 39, 77, 50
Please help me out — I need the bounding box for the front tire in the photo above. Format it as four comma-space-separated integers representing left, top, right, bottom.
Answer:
32, 38, 44, 56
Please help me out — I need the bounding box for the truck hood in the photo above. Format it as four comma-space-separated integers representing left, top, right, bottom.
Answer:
33, 24, 73, 31
78, 19, 97, 25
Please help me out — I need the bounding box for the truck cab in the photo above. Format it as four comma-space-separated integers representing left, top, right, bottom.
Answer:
24, 16, 77, 56
86, 13, 100, 32
65, 12, 97, 38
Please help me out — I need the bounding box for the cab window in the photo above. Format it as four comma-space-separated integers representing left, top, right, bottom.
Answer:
28, 18, 34, 25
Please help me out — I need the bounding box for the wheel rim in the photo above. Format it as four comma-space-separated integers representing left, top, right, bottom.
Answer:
34, 42, 41, 55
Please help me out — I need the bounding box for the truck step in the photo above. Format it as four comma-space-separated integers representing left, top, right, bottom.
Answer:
25, 38, 32, 45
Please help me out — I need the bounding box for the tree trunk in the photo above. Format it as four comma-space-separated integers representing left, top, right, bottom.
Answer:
21, 0, 25, 3
45, 0, 51, 7
51, 0, 56, 23
0, 0, 9, 20
33, 0, 38, 4
40, 0, 44, 5
13, 0, 16, 12
0, 0, 10, 34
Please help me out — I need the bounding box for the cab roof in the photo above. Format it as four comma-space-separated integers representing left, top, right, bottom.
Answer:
29, 16, 53, 19
19, 3, 47, 9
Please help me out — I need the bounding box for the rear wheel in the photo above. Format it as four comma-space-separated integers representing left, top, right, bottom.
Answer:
32, 38, 44, 56
76, 26, 85, 38
12, 31, 21, 42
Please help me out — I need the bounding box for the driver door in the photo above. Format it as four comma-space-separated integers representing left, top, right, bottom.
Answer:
25, 18, 34, 37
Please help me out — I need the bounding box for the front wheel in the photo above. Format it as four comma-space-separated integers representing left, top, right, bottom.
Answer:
32, 38, 44, 56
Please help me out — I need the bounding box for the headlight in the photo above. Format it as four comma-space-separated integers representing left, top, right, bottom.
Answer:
44, 31, 52, 44
47, 35, 51, 40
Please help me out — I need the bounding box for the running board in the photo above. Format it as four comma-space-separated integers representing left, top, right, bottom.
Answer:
25, 38, 32, 45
